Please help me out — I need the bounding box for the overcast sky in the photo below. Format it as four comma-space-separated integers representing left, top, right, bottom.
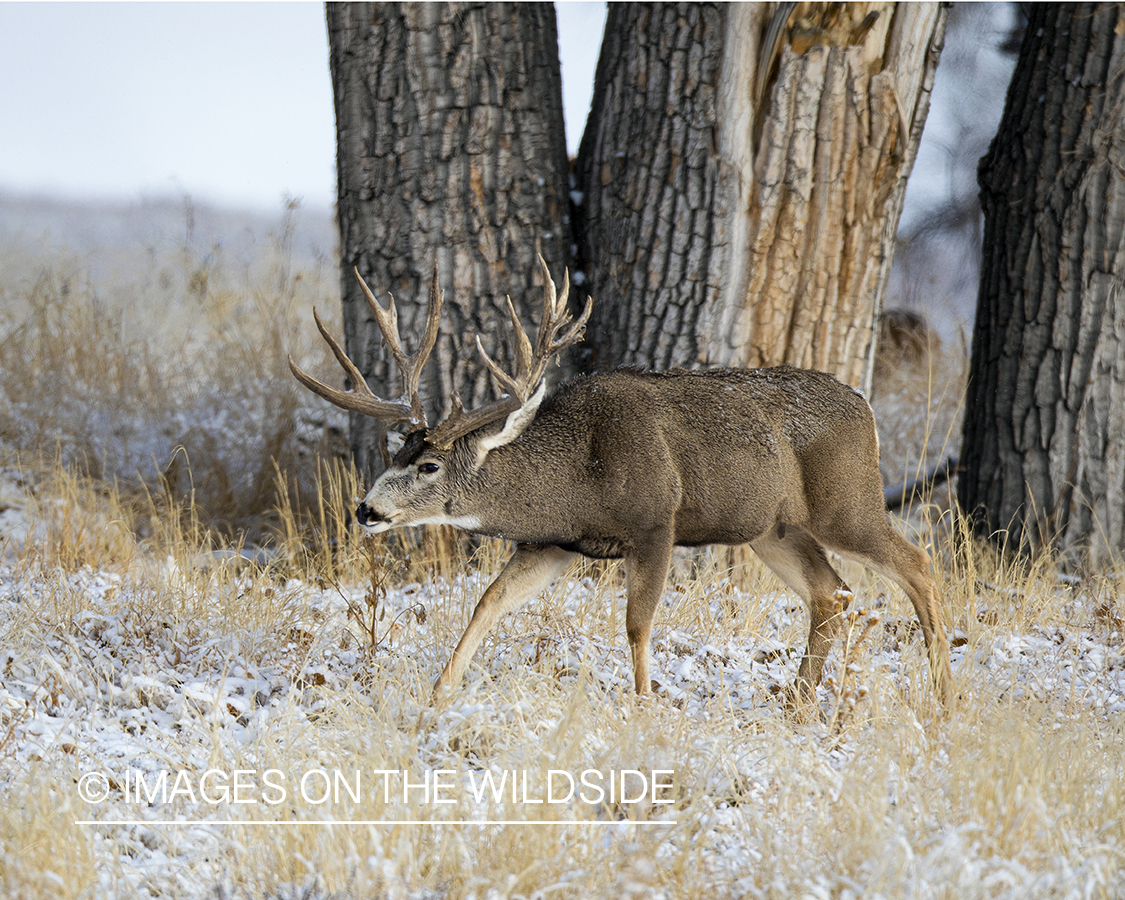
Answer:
0, 2, 607, 212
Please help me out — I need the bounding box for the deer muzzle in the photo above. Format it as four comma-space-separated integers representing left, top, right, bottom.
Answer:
355, 501, 391, 530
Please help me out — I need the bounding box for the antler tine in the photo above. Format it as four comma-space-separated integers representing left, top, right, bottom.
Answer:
292, 267, 447, 428
535, 256, 563, 355
476, 334, 523, 400
541, 267, 591, 358
554, 291, 593, 353
524, 256, 589, 387
507, 295, 535, 384
312, 307, 366, 389
400, 273, 444, 423
353, 266, 444, 427
427, 260, 589, 450
470, 291, 538, 404
475, 261, 583, 402
288, 308, 416, 422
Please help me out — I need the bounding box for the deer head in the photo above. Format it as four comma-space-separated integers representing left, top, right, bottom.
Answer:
288, 257, 591, 533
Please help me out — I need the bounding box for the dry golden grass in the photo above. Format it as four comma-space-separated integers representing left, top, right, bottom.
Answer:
868, 310, 967, 515
1, 213, 1123, 898
4, 463, 1125, 898
0, 200, 348, 545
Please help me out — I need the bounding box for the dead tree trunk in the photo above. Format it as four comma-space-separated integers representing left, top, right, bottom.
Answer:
959, 3, 1125, 568
574, 2, 946, 390
327, 2, 571, 478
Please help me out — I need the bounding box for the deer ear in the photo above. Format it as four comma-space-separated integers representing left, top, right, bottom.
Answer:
475, 380, 547, 463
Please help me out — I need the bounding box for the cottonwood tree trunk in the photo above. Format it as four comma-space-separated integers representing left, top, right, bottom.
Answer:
959, 3, 1125, 568
327, 2, 571, 478
575, 2, 946, 390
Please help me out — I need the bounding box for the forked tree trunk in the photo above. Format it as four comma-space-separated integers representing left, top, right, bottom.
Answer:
959, 3, 1125, 568
327, 2, 571, 478
575, 2, 946, 390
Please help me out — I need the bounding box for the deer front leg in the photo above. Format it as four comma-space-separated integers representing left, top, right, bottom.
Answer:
432, 544, 576, 701
624, 534, 675, 695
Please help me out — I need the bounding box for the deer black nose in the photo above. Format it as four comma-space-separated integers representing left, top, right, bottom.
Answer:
355, 502, 387, 527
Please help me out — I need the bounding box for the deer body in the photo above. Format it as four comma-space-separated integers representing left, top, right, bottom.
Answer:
380, 367, 865, 553
292, 263, 953, 707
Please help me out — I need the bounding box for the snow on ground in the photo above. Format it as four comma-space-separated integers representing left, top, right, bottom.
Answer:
1, 534, 1123, 898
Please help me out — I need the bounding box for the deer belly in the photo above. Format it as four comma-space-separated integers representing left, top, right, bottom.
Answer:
673, 493, 782, 547
552, 537, 628, 560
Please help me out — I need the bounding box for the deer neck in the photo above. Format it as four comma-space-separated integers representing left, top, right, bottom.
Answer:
452, 429, 580, 542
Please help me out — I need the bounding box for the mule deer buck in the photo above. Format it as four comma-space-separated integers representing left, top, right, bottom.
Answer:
290, 260, 952, 707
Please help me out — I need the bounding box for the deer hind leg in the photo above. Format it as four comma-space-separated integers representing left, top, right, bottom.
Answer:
750, 528, 853, 703
821, 523, 953, 707
624, 534, 676, 694
432, 544, 576, 701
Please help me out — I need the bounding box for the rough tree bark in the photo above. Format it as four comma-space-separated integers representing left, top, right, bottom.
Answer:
575, 2, 946, 390
327, 2, 571, 478
959, 3, 1125, 568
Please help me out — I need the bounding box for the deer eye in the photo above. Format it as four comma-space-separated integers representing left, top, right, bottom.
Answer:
418, 462, 440, 475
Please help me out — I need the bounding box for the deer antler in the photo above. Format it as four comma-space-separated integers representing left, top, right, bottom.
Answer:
287, 266, 443, 430
292, 257, 590, 450
426, 256, 591, 449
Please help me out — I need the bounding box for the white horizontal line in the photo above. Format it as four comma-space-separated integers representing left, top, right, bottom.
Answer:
74, 819, 676, 828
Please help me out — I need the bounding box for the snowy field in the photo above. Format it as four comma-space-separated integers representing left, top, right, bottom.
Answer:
1, 466, 1124, 897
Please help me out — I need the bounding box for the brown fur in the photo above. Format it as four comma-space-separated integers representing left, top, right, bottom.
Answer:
359, 366, 953, 707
